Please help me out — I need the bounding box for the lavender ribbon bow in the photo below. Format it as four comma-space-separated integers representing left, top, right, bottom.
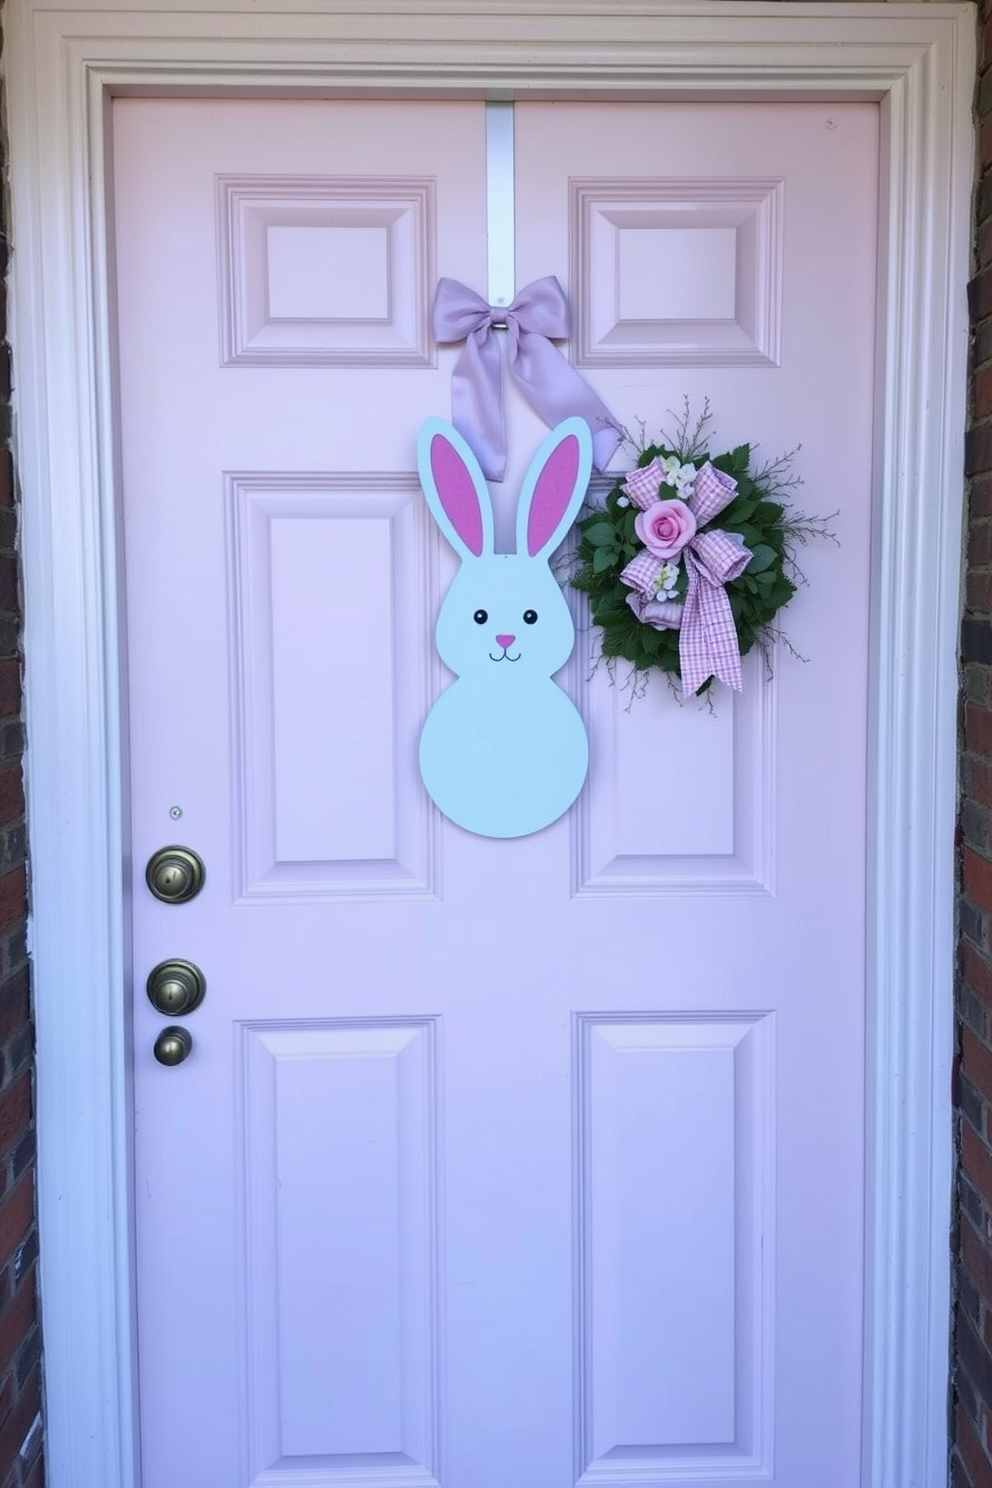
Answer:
432, 276, 621, 482
620, 459, 752, 695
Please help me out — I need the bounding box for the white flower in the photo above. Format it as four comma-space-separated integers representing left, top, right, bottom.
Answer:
616, 495, 630, 508
653, 560, 681, 599
660, 454, 697, 494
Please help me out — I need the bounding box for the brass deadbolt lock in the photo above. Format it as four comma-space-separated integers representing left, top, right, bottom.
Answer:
146, 959, 206, 1017
145, 846, 205, 904
153, 1026, 193, 1067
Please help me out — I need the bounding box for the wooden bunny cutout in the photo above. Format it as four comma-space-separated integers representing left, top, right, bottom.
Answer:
418, 417, 592, 838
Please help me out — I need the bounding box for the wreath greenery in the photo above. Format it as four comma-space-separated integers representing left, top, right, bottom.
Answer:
569, 402, 833, 695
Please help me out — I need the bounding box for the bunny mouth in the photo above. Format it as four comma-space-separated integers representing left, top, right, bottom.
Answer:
489, 647, 521, 663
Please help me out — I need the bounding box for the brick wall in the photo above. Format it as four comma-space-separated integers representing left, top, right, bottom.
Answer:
956, 5, 992, 1487
0, 76, 42, 1488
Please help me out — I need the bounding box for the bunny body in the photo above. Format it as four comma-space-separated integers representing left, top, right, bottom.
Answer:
417, 418, 592, 839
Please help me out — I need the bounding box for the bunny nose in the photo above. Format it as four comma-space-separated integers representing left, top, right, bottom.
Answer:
496, 634, 516, 649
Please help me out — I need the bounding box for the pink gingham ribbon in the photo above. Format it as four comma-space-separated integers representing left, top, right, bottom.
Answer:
620, 459, 752, 695
620, 458, 671, 511
432, 276, 621, 482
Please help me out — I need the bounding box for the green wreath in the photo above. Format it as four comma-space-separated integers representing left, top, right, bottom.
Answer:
569, 406, 830, 695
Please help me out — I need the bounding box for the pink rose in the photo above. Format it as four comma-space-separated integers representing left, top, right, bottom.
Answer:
634, 498, 697, 560
626, 592, 684, 630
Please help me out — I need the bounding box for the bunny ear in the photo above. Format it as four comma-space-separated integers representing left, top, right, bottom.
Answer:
417, 418, 494, 561
516, 417, 593, 560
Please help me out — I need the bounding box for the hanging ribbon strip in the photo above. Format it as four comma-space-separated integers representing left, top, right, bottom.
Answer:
620, 459, 752, 695
432, 276, 621, 482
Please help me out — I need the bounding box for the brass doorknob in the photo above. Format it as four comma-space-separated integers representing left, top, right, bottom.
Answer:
153, 1026, 192, 1066
145, 846, 205, 904
146, 959, 206, 1016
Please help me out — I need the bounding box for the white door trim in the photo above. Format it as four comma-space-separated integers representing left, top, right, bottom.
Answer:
1, 4, 973, 1484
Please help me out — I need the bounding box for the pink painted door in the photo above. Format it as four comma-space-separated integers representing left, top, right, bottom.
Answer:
114, 98, 877, 1488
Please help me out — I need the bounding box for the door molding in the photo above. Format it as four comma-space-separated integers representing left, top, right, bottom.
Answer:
1, 4, 973, 1484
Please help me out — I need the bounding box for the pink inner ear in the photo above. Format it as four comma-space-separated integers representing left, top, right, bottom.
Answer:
528, 436, 580, 556
431, 435, 485, 556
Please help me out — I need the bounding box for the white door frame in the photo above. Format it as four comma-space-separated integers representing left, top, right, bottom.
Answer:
1, 3, 973, 1484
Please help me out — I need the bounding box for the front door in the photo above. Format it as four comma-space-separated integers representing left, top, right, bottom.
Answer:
113, 97, 877, 1488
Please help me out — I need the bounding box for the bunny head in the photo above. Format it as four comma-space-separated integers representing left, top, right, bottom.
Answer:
418, 417, 593, 680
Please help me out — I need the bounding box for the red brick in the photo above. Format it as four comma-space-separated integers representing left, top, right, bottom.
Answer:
965, 946, 992, 1009
0, 773, 23, 831
0, 1374, 14, 1433
960, 1406, 992, 1488
974, 272, 992, 326
970, 424, 992, 480
966, 851, 992, 916
971, 760, 992, 811
964, 1212, 992, 1305
0, 1367, 38, 1480
969, 571, 992, 614
0, 666, 20, 727
0, 1078, 30, 1167
0, 561, 19, 622
964, 1027, 992, 1109
966, 1124, 992, 1218
0, 1284, 35, 1380
965, 1123, 992, 1207
0, 974, 30, 1054
968, 709, 992, 760
953, 1450, 975, 1488
979, 369, 992, 423
0, 1183, 34, 1271
0, 873, 27, 942
0, 458, 14, 517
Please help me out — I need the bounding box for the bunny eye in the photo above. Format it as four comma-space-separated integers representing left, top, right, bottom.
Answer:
473, 609, 488, 625
523, 610, 538, 625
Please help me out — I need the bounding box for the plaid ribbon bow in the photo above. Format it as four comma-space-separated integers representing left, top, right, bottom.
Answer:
620, 458, 752, 695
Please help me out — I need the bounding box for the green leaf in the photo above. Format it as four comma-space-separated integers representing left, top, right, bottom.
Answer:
768, 581, 797, 609
747, 544, 777, 574
592, 547, 615, 573
585, 522, 616, 547
753, 501, 784, 525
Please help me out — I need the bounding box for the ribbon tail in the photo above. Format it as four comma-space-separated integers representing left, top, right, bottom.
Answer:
507, 327, 621, 472
449, 326, 506, 481
679, 562, 744, 697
